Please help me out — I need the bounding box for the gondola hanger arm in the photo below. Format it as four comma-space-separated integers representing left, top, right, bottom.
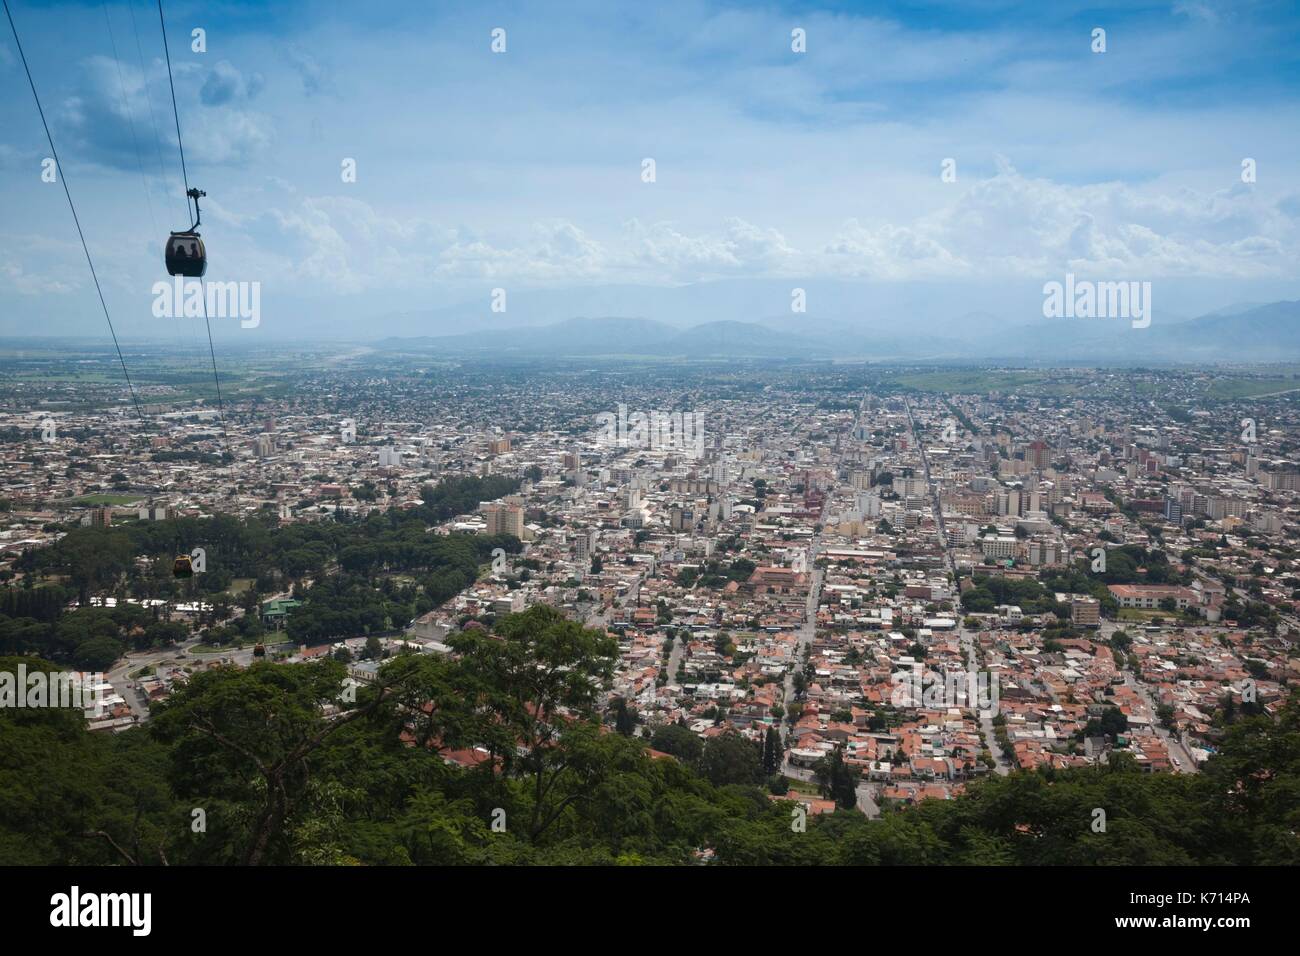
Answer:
187, 187, 205, 231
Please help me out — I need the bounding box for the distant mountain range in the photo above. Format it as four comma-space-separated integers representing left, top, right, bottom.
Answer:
991, 299, 1300, 363
373, 299, 1300, 363
374, 315, 942, 360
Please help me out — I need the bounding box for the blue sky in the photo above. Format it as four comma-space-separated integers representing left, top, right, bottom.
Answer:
1, 0, 1299, 339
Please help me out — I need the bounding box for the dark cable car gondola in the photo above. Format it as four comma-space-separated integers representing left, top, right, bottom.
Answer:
165, 187, 208, 277
252, 642, 266, 659
172, 554, 193, 578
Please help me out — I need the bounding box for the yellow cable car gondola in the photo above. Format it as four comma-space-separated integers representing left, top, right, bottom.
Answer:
172, 554, 193, 578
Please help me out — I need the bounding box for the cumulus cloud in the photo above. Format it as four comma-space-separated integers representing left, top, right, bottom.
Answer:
58, 56, 153, 171
263, 196, 441, 293
200, 60, 264, 106
238, 161, 1298, 296
435, 220, 609, 281
614, 165, 1295, 282
623, 219, 786, 279
58, 56, 272, 171
917, 160, 1296, 278
184, 107, 274, 166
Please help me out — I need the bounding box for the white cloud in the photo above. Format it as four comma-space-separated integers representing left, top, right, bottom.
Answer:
200, 60, 265, 106
236, 162, 1297, 295
57, 56, 272, 172
0, 234, 84, 295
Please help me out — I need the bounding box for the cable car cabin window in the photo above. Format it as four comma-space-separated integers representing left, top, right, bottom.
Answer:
165, 234, 207, 278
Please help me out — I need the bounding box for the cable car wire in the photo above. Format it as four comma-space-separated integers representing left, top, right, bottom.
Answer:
156, 0, 190, 195
102, 0, 158, 240
107, 0, 197, 391
125, 0, 205, 364
3, 0, 145, 422
156, 0, 227, 442
199, 278, 229, 447
128, 0, 183, 228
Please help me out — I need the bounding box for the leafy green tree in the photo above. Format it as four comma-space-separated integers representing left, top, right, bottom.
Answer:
5, 603, 1300, 868
650, 723, 703, 763
612, 697, 637, 736
762, 726, 783, 776
814, 745, 857, 809
150, 659, 393, 865
450, 605, 617, 843
699, 732, 763, 787
73, 635, 125, 671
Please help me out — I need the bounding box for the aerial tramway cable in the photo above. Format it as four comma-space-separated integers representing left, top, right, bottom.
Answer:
156, 0, 190, 195
156, 0, 227, 447
103, 0, 158, 239
3, 0, 145, 422
120, 0, 206, 364
105, 0, 200, 371
127, 0, 185, 229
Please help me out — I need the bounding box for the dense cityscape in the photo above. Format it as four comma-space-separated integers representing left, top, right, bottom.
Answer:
2, 350, 1296, 867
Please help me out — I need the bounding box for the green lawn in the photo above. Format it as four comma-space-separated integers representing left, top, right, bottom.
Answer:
1203, 376, 1300, 399
1118, 608, 1172, 622
783, 777, 822, 797
61, 493, 145, 506
890, 370, 1084, 395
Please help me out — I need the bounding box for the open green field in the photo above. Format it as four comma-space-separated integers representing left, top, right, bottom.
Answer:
191, 637, 291, 654
889, 370, 1083, 395
782, 777, 822, 797
1204, 376, 1300, 399
60, 493, 145, 506
884, 367, 1300, 402
1118, 608, 1177, 623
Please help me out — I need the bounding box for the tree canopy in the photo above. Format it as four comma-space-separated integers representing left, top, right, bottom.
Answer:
2, 603, 1298, 866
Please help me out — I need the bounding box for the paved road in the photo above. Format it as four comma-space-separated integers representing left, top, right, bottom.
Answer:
106, 624, 292, 721
781, 566, 824, 740
907, 398, 1201, 776
780, 483, 833, 744
906, 399, 1013, 772
959, 625, 1013, 775
1094, 619, 1200, 773
665, 629, 686, 682
776, 422, 848, 798
105, 638, 205, 719
1125, 672, 1199, 772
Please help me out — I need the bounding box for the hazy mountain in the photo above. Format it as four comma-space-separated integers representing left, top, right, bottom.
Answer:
1201, 302, 1266, 318
370, 300, 1300, 363
1151, 300, 1300, 360
375, 317, 679, 355
980, 300, 1300, 362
